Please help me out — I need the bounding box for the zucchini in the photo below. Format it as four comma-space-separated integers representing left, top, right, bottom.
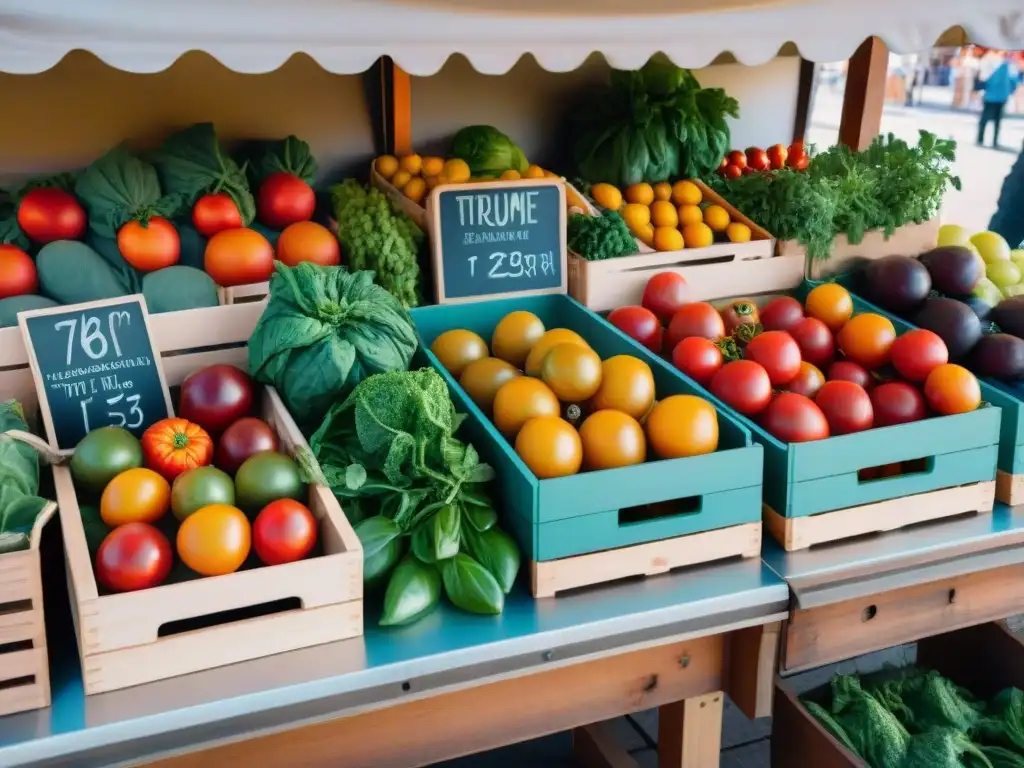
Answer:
142, 266, 219, 314
176, 221, 208, 271
85, 232, 142, 293
37, 240, 132, 304
0, 295, 59, 328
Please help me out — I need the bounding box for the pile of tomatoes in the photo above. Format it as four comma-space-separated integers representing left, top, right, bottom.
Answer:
718, 142, 809, 179
430, 310, 721, 480
75, 364, 318, 593
607, 274, 982, 444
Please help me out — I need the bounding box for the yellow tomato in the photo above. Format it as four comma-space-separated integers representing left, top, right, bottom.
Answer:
375, 155, 399, 180
390, 170, 412, 190
579, 410, 646, 470
524, 328, 589, 377
492, 310, 545, 367
176, 504, 251, 577
652, 182, 673, 202
514, 417, 582, 478
100, 468, 170, 526
805, 283, 854, 332
645, 396, 719, 459
653, 227, 684, 252
678, 204, 703, 227
589, 356, 656, 420
621, 203, 651, 232
727, 222, 752, 243
399, 154, 423, 176
636, 224, 656, 248
460, 357, 521, 414
430, 329, 489, 377
590, 183, 623, 211
421, 156, 445, 177
500, 169, 522, 181
625, 183, 655, 206
672, 180, 702, 206
650, 200, 679, 228
703, 204, 731, 233
493, 378, 560, 438
403, 177, 427, 204
443, 158, 471, 184
523, 165, 546, 179
540, 343, 603, 401
682, 222, 714, 248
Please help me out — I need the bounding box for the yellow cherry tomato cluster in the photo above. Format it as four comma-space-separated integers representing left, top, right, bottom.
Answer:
375, 153, 556, 205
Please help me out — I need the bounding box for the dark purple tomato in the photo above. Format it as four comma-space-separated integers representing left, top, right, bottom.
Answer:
827, 360, 874, 391
814, 380, 873, 435
785, 362, 825, 399
760, 393, 830, 443
216, 417, 280, 474
871, 381, 927, 427
179, 365, 255, 434
96, 523, 173, 593
760, 297, 805, 333
790, 317, 835, 368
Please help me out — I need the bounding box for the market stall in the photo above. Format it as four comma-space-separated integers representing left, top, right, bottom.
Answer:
0, 1, 1022, 767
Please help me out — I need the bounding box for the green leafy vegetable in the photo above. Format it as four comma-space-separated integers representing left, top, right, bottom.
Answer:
827, 675, 911, 768
380, 555, 441, 626
450, 125, 528, 177
432, 503, 461, 561
461, 522, 520, 594
75, 146, 178, 239
248, 262, 417, 432
981, 746, 1024, 767
974, 689, 1024, 753
902, 728, 993, 768
329, 180, 423, 308
152, 123, 256, 226
0, 401, 51, 554
242, 135, 318, 186
0, 190, 27, 250
567, 210, 639, 261
441, 553, 504, 615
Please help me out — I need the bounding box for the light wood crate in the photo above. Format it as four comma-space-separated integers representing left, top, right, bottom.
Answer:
567, 179, 777, 312
0, 303, 363, 694
0, 502, 56, 717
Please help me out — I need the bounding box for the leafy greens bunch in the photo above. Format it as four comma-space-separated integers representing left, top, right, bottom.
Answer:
570, 59, 739, 187
567, 209, 638, 261
0, 401, 53, 555
309, 368, 520, 626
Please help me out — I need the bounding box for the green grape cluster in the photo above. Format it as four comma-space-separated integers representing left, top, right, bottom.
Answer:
330, 179, 423, 308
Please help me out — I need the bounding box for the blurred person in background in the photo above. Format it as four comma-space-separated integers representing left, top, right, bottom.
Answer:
977, 50, 1020, 148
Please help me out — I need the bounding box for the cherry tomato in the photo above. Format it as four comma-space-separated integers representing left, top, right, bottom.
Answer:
0, 245, 37, 298
815, 381, 873, 435
786, 362, 825, 399
257, 172, 315, 229
666, 302, 726, 349
17, 187, 86, 243
760, 297, 805, 333
177, 504, 251, 576
745, 147, 770, 172
744, 331, 802, 386
790, 317, 835, 368
253, 499, 318, 566
760, 393, 830, 443
710, 360, 773, 415
179, 364, 255, 434
788, 153, 810, 171
672, 337, 724, 386
723, 165, 743, 180
924, 364, 981, 415
642, 273, 688, 325
871, 381, 927, 427
117, 217, 180, 272
727, 150, 747, 169
805, 284, 853, 332
96, 523, 172, 592
767, 144, 788, 170
837, 313, 897, 369
828, 360, 875, 390
193, 192, 243, 238
608, 306, 662, 352
890, 329, 949, 383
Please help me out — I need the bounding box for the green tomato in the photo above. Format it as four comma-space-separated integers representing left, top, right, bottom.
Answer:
171, 466, 235, 522
234, 451, 304, 516
71, 427, 143, 493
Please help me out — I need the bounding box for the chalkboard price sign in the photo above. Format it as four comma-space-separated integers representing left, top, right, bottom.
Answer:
19, 296, 173, 451
429, 179, 567, 304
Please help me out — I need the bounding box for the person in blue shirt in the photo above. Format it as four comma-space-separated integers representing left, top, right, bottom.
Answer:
977, 52, 1020, 148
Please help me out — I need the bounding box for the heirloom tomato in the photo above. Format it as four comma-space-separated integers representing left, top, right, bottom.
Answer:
179, 364, 255, 434
871, 382, 927, 427
827, 360, 874, 390
100, 468, 170, 526
785, 362, 825, 399
215, 417, 280, 475
177, 504, 251, 576
142, 418, 213, 481
276, 221, 341, 268
579, 410, 646, 470
645, 395, 719, 459
254, 499, 318, 566
790, 317, 835, 368
924, 364, 981, 415
805, 283, 853, 332
837, 313, 896, 369
589, 355, 656, 420
514, 416, 582, 479
96, 523, 172, 592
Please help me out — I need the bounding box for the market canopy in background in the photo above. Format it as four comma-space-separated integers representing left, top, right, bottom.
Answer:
0, 0, 1021, 75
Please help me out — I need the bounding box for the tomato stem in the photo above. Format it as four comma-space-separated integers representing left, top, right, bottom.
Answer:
173, 432, 190, 450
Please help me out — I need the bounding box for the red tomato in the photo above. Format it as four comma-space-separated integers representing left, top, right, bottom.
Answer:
786, 362, 825, 399
789, 140, 806, 156
141, 417, 213, 481
727, 150, 747, 169
258, 172, 316, 229
745, 147, 770, 172
666, 303, 726, 349
723, 165, 743, 180
193, 193, 243, 238
253, 499, 318, 566
837, 313, 896, 370
204, 228, 275, 287
96, 523, 172, 593
721, 299, 760, 335
924, 364, 981, 415
790, 317, 835, 368
179, 365, 255, 434
672, 337, 724, 386
814, 381, 873, 435
0, 245, 37, 298
17, 187, 86, 243
719, 157, 729, 170
608, 306, 662, 352
216, 417, 280, 474
788, 152, 810, 171
871, 382, 927, 427
642, 272, 688, 324
890, 329, 949, 383
767, 144, 788, 170
760, 393, 830, 443
828, 360, 874, 390
710, 360, 773, 415
760, 297, 805, 333
117, 217, 180, 272
744, 331, 802, 386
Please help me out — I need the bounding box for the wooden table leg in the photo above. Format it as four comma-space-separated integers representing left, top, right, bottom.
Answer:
658, 692, 724, 768
573, 721, 639, 768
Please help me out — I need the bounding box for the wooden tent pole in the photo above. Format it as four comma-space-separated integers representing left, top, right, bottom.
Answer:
838, 36, 888, 150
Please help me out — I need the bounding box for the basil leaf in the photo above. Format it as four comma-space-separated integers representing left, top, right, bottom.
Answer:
461, 501, 497, 533
462, 524, 520, 594
345, 464, 367, 491
411, 519, 436, 564
364, 536, 404, 586
380, 556, 441, 627
432, 504, 461, 561
354, 515, 402, 560
441, 553, 504, 615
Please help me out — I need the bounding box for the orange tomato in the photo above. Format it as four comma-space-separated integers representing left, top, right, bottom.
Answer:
100, 468, 171, 526
0, 245, 37, 298
431, 329, 489, 378
514, 416, 582, 478
204, 227, 275, 287
837, 313, 896, 369
176, 504, 251, 576
117, 217, 180, 272
579, 410, 646, 470
493, 378, 560, 438
805, 283, 854, 332
924, 363, 981, 415
540, 343, 603, 402
589, 355, 656, 420
645, 395, 719, 459
275, 221, 341, 267
141, 418, 213, 481
524, 329, 589, 377
491, 311, 545, 367
459, 357, 520, 414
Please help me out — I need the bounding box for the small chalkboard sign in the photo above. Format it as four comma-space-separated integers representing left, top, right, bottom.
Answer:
18, 296, 173, 452
429, 179, 567, 304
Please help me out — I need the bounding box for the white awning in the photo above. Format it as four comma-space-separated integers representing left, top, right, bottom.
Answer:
0, 0, 1020, 75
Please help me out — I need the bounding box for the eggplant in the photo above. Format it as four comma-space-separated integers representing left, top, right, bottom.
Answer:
972, 333, 1024, 380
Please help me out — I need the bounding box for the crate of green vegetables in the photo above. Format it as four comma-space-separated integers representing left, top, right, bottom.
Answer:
774, 622, 1024, 768
410, 293, 764, 598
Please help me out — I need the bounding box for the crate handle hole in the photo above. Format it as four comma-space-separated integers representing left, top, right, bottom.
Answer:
0, 675, 35, 692
0, 640, 33, 655
157, 596, 302, 638
857, 456, 934, 484
619, 497, 701, 527
862, 605, 878, 622
0, 599, 32, 617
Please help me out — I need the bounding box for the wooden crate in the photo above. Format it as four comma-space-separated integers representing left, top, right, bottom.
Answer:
774, 622, 1024, 768
566, 179, 778, 313
411, 294, 764, 597
0, 502, 56, 717
0, 303, 363, 694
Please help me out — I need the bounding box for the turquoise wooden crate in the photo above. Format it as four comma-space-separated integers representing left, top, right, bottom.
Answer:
589, 279, 1001, 519
410, 294, 764, 562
